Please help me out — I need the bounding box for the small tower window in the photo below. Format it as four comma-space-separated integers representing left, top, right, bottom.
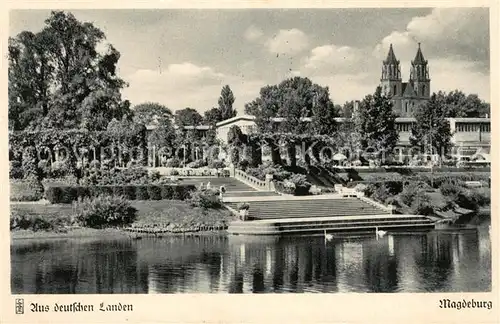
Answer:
422, 85, 426, 96
393, 85, 397, 95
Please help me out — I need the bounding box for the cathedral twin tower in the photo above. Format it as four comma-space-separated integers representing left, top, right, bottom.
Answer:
380, 43, 430, 117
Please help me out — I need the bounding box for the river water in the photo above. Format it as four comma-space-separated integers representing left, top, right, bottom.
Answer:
11, 222, 491, 294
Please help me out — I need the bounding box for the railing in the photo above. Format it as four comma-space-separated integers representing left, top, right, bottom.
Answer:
148, 167, 230, 177
234, 169, 268, 190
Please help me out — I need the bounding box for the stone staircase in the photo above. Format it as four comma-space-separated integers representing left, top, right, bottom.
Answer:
225, 197, 389, 220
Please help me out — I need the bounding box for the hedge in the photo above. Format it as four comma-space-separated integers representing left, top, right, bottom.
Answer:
45, 184, 196, 204
10, 179, 45, 202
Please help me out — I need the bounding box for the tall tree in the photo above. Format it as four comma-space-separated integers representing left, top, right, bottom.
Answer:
174, 107, 203, 126
435, 90, 490, 118
355, 86, 399, 156
244, 77, 338, 166
133, 102, 173, 126
8, 11, 128, 131
410, 93, 452, 157
218, 85, 237, 120
203, 107, 223, 125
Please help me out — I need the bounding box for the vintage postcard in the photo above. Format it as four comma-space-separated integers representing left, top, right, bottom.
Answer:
1, 1, 498, 323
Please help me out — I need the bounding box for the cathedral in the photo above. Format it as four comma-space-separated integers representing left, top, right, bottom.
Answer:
380, 43, 430, 117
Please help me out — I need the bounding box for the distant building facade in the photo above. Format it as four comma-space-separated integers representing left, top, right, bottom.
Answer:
380, 43, 430, 117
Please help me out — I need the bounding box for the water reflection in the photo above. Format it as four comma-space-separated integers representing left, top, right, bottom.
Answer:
11, 227, 491, 294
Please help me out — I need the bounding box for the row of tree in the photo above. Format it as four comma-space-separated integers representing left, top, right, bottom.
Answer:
8, 10, 489, 166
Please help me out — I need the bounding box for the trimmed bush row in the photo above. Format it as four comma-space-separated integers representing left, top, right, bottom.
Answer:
45, 184, 196, 204
330, 166, 490, 174
10, 179, 44, 201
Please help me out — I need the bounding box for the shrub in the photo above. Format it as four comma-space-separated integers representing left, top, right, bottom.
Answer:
440, 180, 464, 198
135, 186, 150, 200
186, 160, 207, 168
73, 195, 137, 228
372, 184, 391, 203
399, 182, 423, 207
10, 213, 56, 231
113, 186, 125, 197
147, 185, 162, 200
10, 179, 44, 202
166, 158, 181, 168
187, 189, 222, 209
37, 159, 51, 178
209, 159, 226, 169
161, 185, 174, 199
9, 161, 23, 179
170, 169, 180, 176
123, 185, 136, 200
410, 192, 434, 216
149, 170, 161, 182
238, 159, 250, 171
50, 160, 70, 178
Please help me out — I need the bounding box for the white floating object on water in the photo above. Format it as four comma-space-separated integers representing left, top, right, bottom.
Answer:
324, 230, 333, 242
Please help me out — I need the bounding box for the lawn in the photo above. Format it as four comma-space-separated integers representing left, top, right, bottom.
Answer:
10, 200, 234, 236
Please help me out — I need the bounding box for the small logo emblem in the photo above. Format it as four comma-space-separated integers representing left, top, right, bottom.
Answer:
15, 298, 24, 315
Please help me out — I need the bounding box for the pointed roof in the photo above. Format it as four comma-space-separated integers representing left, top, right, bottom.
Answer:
384, 44, 399, 64
412, 43, 427, 65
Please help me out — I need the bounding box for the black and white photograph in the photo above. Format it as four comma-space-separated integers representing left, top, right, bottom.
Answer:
8, 7, 492, 297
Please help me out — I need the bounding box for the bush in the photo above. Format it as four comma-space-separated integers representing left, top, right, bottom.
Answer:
399, 182, 425, 207
37, 159, 51, 178
187, 189, 222, 209
149, 170, 161, 182
10, 160, 23, 179
277, 174, 311, 196
73, 195, 137, 228
10, 213, 56, 231
161, 185, 174, 199
123, 185, 136, 200
410, 192, 434, 216
10, 179, 44, 201
209, 159, 225, 169
166, 158, 181, 168
372, 184, 391, 203
170, 169, 180, 176
50, 160, 71, 178
147, 185, 162, 200
246, 163, 292, 181
135, 186, 150, 200
186, 160, 207, 168
238, 159, 250, 171
113, 186, 125, 197
440, 180, 464, 198
44, 184, 197, 203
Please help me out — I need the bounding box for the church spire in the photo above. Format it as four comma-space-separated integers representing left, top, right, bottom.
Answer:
412, 42, 427, 65
384, 43, 399, 64
381, 44, 401, 81
410, 43, 429, 82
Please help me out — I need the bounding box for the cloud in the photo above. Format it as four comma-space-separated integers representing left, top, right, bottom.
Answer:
122, 62, 265, 113
244, 25, 263, 41
304, 44, 370, 73
373, 8, 489, 71
266, 28, 309, 55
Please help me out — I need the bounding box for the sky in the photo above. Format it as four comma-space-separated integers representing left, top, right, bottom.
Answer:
9, 8, 490, 114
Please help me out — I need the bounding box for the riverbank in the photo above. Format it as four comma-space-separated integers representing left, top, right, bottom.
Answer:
10, 200, 234, 241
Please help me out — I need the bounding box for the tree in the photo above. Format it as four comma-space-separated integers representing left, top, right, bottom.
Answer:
245, 77, 338, 166
8, 11, 128, 131
341, 101, 354, 118
218, 85, 237, 120
435, 90, 490, 118
355, 86, 399, 157
410, 93, 452, 157
174, 107, 203, 126
133, 102, 173, 126
203, 107, 223, 125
